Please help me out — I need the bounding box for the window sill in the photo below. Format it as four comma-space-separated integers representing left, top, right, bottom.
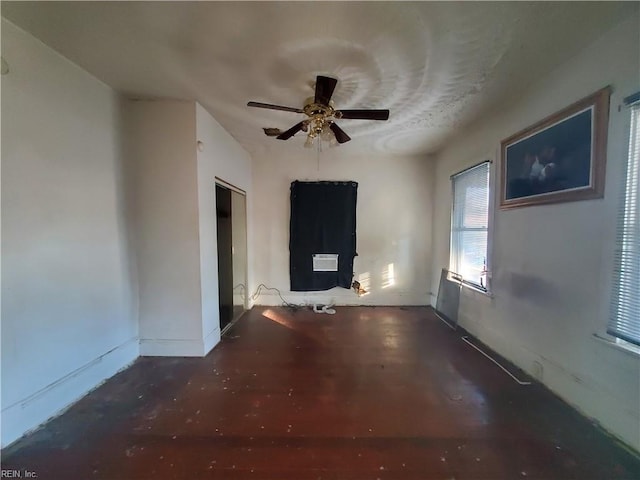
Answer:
461, 282, 494, 298
592, 334, 640, 358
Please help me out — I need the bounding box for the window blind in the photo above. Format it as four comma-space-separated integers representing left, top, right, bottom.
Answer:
608, 100, 640, 346
451, 161, 490, 289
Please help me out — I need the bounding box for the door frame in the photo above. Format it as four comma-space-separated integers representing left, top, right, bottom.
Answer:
215, 177, 248, 314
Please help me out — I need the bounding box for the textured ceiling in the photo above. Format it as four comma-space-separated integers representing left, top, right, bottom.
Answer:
1, 2, 634, 158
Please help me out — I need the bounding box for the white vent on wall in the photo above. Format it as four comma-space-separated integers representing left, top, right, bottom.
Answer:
313, 254, 339, 272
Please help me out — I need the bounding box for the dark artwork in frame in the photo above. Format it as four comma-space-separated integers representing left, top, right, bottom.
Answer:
500, 87, 610, 209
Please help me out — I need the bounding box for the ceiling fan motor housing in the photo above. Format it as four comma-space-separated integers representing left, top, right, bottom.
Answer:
247, 75, 388, 144
302, 98, 335, 138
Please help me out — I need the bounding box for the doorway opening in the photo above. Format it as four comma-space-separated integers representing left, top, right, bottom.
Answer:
215, 180, 248, 333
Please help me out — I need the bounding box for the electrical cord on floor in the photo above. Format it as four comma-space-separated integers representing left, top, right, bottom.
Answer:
248, 284, 338, 313
249, 283, 303, 309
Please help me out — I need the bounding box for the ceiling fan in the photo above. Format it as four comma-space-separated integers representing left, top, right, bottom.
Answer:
247, 75, 390, 146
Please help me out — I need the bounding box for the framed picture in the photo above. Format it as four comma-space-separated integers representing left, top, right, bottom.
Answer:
500, 87, 610, 209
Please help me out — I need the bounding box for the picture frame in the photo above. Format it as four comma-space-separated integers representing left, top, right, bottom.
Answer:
499, 87, 610, 209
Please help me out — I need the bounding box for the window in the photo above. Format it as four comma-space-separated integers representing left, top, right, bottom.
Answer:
450, 161, 491, 290
608, 93, 640, 347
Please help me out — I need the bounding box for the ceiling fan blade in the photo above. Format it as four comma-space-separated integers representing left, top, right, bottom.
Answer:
247, 101, 303, 114
337, 109, 390, 120
263, 127, 282, 137
277, 121, 306, 140
314, 76, 338, 106
329, 123, 351, 144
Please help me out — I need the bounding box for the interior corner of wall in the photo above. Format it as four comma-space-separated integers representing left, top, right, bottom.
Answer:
429, 292, 438, 308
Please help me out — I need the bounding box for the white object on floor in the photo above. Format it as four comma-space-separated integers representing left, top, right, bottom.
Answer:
313, 304, 336, 314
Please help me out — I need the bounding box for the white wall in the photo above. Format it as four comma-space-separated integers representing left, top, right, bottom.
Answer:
1, 19, 254, 447
124, 101, 253, 356
125, 100, 206, 356
1, 20, 139, 447
251, 149, 434, 306
431, 14, 640, 450
195, 103, 253, 351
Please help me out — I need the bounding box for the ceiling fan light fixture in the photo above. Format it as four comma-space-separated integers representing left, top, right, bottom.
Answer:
320, 124, 334, 142
304, 136, 315, 148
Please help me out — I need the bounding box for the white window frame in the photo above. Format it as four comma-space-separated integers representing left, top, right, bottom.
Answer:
449, 159, 495, 294
607, 92, 640, 348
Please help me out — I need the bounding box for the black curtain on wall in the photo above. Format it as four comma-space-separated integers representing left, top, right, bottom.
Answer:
289, 181, 358, 291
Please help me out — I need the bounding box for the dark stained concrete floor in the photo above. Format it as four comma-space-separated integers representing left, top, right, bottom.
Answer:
2, 306, 639, 479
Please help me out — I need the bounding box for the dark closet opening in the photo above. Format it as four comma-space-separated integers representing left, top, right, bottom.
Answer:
216, 184, 233, 331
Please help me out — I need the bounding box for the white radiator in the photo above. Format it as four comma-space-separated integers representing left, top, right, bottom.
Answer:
312, 254, 339, 272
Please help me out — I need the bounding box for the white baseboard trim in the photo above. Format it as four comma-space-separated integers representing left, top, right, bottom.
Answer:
139, 338, 205, 357
1, 337, 139, 448
203, 328, 220, 356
